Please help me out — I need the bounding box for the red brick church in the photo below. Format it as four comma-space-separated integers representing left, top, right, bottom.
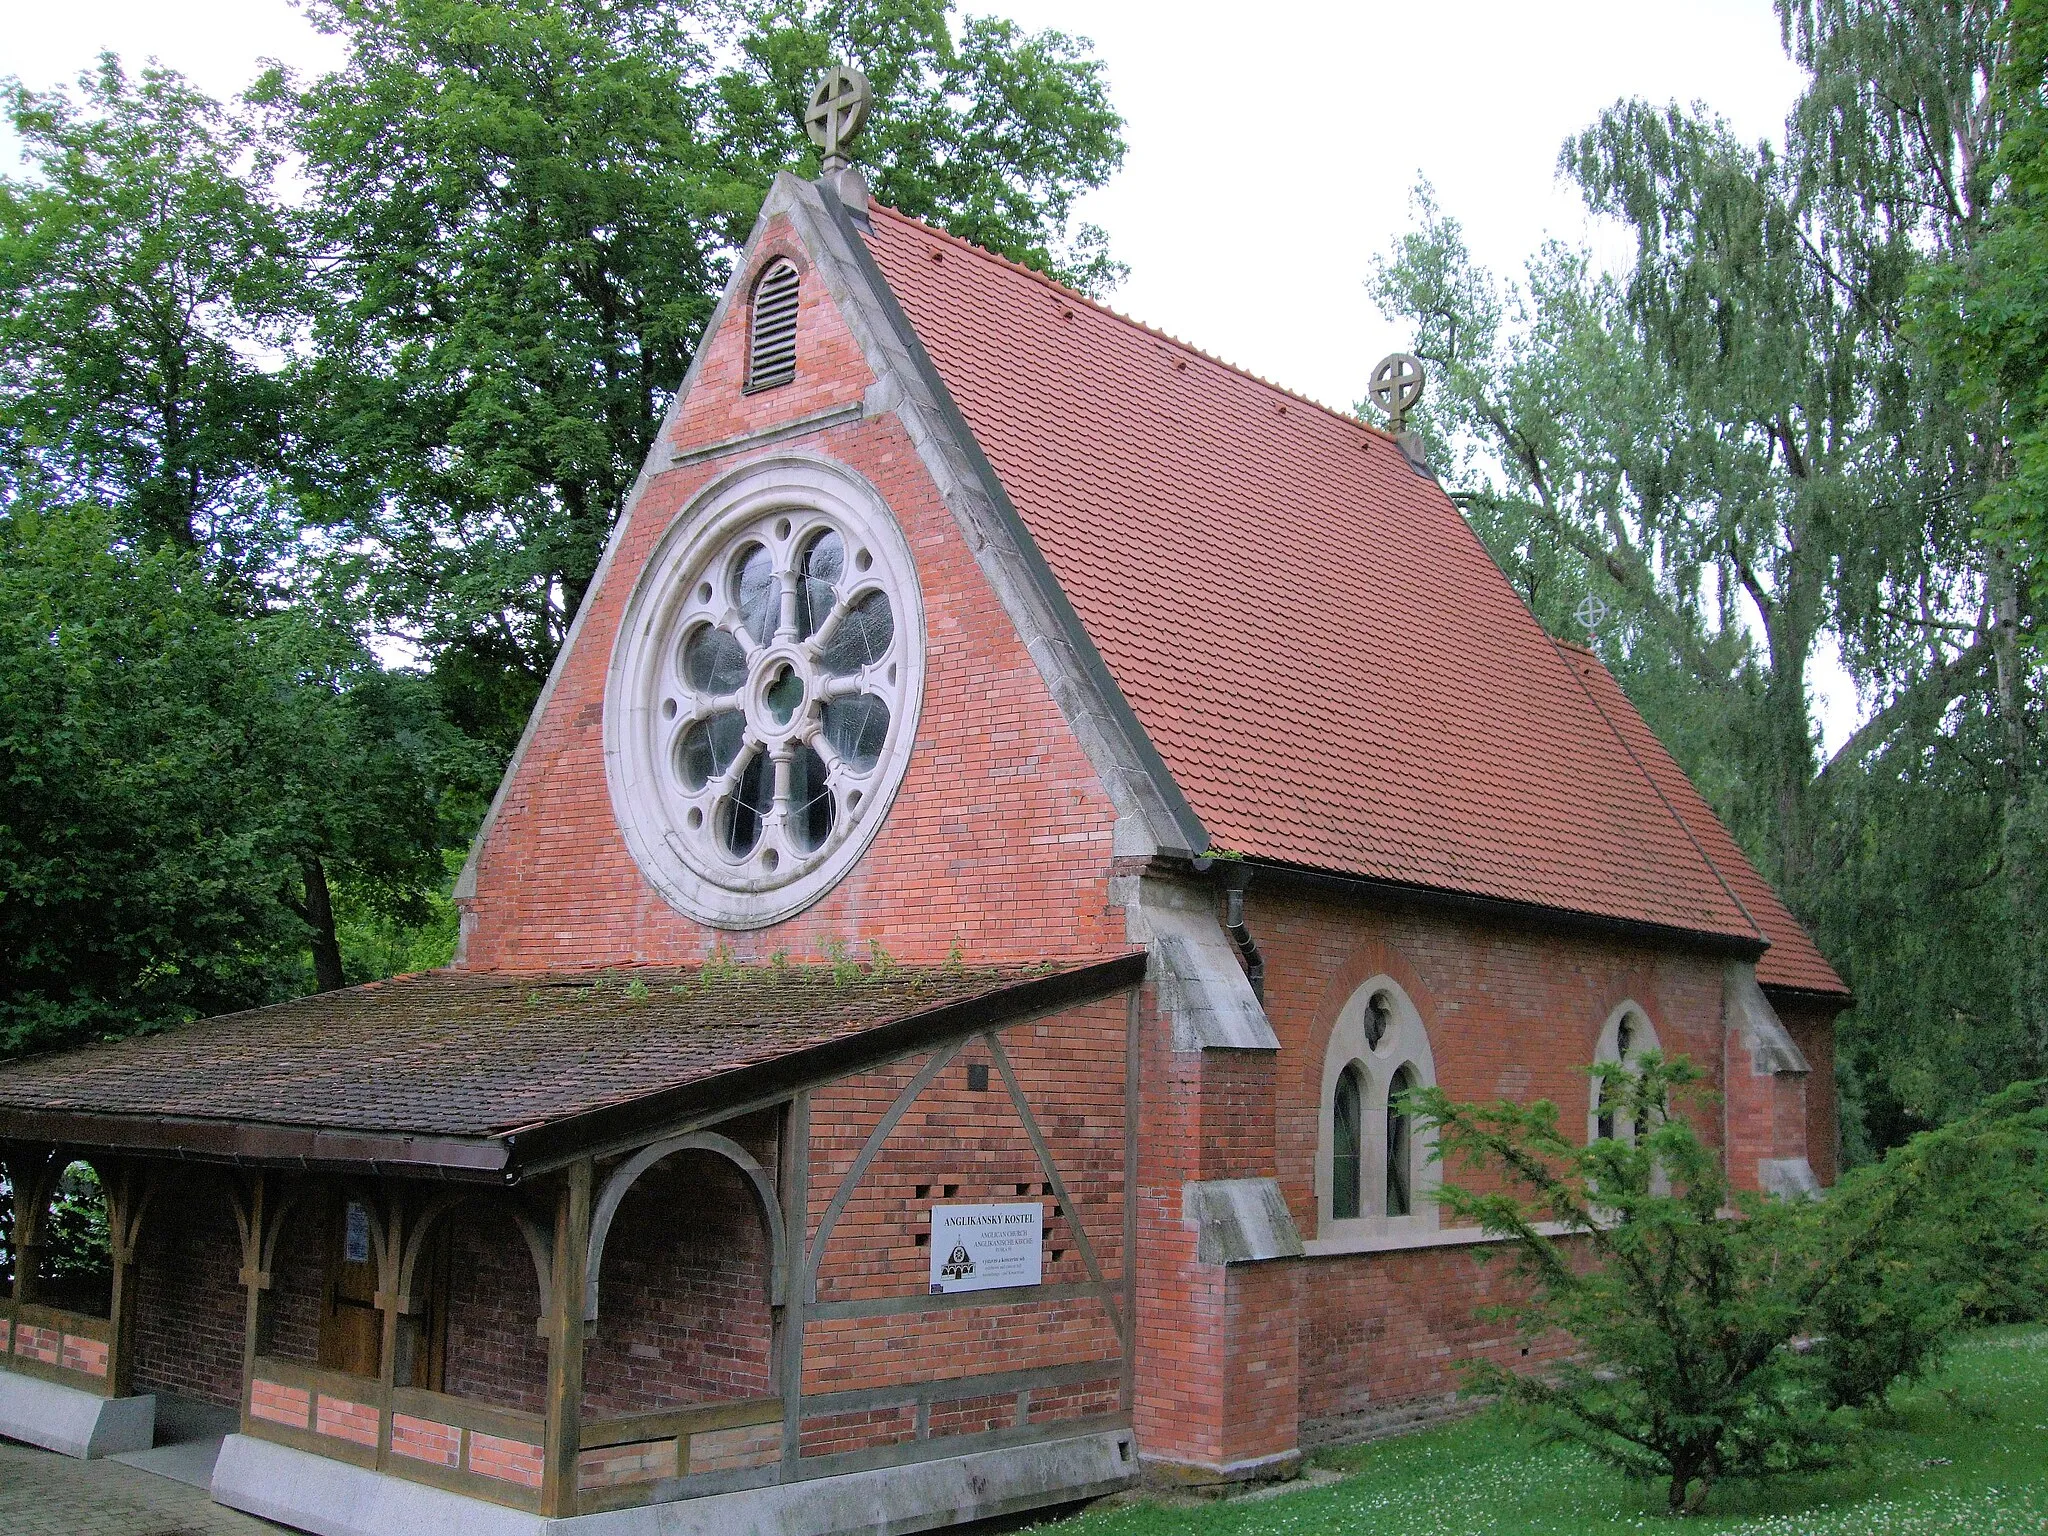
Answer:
0, 136, 1844, 1534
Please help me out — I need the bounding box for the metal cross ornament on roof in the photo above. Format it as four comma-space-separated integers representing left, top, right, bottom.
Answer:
1575, 591, 1611, 637
806, 65, 874, 173
1368, 352, 1426, 432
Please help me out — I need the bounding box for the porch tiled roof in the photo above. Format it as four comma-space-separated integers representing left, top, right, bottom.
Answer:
0, 954, 1145, 1175
863, 206, 1795, 955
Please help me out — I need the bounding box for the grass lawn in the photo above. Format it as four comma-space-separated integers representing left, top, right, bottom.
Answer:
1034, 1327, 2048, 1535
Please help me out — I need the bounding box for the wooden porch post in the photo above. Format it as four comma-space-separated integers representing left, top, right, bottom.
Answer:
102, 1164, 150, 1399
539, 1159, 592, 1518
779, 1092, 810, 1471
372, 1187, 407, 1470
235, 1174, 272, 1434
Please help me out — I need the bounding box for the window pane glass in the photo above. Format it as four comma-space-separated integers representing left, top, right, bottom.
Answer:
819, 590, 893, 675
682, 626, 748, 696
676, 709, 746, 791
822, 693, 890, 772
1332, 1064, 1363, 1220
1386, 1066, 1415, 1217
720, 746, 772, 856
798, 529, 844, 639
733, 543, 777, 645
789, 744, 835, 852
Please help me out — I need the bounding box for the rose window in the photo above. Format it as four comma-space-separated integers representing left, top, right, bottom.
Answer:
606, 456, 924, 928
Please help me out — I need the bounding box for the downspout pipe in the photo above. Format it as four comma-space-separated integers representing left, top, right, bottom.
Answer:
1194, 857, 1265, 1003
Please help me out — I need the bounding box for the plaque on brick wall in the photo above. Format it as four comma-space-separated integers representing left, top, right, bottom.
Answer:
928, 1203, 1043, 1294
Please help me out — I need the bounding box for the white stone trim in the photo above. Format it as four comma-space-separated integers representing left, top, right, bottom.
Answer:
1588, 999, 1660, 1145
1303, 1217, 1585, 1257
603, 451, 925, 929
1312, 976, 1440, 1243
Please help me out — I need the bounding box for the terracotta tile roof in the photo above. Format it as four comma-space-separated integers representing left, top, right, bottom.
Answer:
1556, 643, 1847, 996
0, 955, 1145, 1173
863, 206, 1778, 949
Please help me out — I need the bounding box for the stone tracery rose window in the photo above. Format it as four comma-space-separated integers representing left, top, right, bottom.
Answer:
606, 456, 924, 928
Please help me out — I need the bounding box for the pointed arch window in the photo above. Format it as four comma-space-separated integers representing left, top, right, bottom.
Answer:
1591, 1005, 1659, 1145
1386, 1064, 1416, 1217
746, 259, 802, 392
1332, 1063, 1364, 1220
1315, 977, 1439, 1247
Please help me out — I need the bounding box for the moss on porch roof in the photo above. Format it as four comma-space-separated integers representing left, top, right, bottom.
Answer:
0, 954, 1145, 1178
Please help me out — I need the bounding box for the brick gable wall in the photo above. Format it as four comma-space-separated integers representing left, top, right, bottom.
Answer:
459, 212, 1126, 973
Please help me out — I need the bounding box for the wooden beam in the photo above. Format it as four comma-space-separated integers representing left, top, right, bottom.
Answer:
983, 1033, 1124, 1348
373, 1187, 406, 1470
234, 1173, 270, 1436
539, 1160, 592, 1518
803, 1040, 965, 1302
102, 1163, 150, 1400
778, 1090, 809, 1472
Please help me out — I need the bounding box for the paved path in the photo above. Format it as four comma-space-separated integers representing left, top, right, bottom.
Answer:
0, 1437, 288, 1536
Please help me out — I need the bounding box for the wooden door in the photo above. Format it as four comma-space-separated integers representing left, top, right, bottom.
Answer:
318, 1197, 382, 1379
401, 1220, 450, 1391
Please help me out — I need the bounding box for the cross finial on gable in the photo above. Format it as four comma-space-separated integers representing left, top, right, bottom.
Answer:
806, 65, 874, 174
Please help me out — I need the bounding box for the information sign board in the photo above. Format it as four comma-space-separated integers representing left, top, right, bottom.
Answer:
928, 1202, 1043, 1294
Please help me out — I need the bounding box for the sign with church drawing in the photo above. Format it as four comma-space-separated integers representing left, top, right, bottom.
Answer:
928, 1203, 1043, 1294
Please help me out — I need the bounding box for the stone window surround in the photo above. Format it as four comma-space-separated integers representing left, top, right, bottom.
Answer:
1307, 975, 1441, 1255
1588, 1000, 1661, 1147
604, 452, 926, 930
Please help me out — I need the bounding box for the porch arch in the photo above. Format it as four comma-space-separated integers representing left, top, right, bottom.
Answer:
583, 1131, 786, 1323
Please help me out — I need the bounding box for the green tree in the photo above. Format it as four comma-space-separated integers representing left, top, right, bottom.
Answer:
0, 501, 483, 1048
270, 0, 1125, 745
1947, 0, 2048, 581
1373, 1, 2041, 1148
0, 57, 308, 581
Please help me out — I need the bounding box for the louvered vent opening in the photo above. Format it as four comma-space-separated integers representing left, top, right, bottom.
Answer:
746, 260, 801, 391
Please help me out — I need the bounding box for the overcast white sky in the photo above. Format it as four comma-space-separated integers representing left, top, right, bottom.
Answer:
4, 0, 1856, 745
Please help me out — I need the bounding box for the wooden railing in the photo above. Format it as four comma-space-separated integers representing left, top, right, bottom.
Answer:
0, 1299, 115, 1395
576, 1397, 783, 1512
245, 1354, 548, 1512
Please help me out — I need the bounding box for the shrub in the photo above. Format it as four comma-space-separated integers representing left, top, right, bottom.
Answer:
1410, 1061, 2048, 1514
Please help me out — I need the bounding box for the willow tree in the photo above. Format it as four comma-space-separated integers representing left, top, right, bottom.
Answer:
1373, 0, 2040, 1143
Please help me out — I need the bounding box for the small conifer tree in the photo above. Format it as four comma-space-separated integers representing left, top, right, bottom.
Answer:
1411, 1061, 2047, 1514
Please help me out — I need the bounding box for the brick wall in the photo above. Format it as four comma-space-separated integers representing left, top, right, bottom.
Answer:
132, 1174, 245, 1408
1296, 1242, 1575, 1429
793, 998, 1131, 1459
266, 1198, 328, 1365
1263, 892, 1727, 1422
460, 213, 1126, 974
582, 1151, 774, 1416
1776, 995, 1842, 1186
442, 1204, 551, 1414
